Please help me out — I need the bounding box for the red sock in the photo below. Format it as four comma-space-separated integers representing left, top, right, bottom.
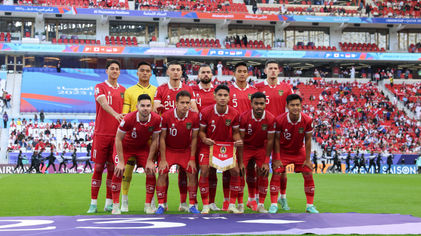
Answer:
106, 162, 114, 199
229, 176, 240, 204
188, 185, 197, 205
111, 175, 122, 204
90, 163, 104, 200
280, 175, 287, 195
303, 174, 315, 204
165, 175, 169, 204
258, 176, 268, 204
222, 171, 230, 200
199, 175, 209, 205
246, 166, 257, 200
145, 174, 156, 204
178, 169, 188, 203
237, 176, 244, 204
209, 169, 217, 204
156, 186, 167, 205
270, 174, 280, 204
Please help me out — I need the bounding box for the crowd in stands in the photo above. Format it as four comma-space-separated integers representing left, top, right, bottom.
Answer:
7, 118, 94, 153
371, 0, 421, 18
298, 80, 420, 154
135, 0, 248, 13
386, 83, 421, 118
1, 89, 11, 110
408, 43, 421, 53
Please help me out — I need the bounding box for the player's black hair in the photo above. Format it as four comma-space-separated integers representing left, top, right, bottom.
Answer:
251, 91, 266, 102
167, 61, 183, 68
137, 94, 152, 102
176, 90, 191, 102
137, 61, 152, 70
233, 62, 248, 71
286, 94, 302, 104
214, 84, 230, 94
265, 60, 279, 68
198, 64, 212, 73
106, 60, 121, 69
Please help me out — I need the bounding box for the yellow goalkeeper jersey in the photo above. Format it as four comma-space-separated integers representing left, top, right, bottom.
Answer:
123, 83, 157, 113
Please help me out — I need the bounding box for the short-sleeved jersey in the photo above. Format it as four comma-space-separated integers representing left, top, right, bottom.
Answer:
229, 83, 258, 113
94, 81, 125, 136
161, 108, 199, 150
200, 104, 240, 142
154, 82, 196, 112
275, 112, 313, 154
123, 83, 157, 114
239, 110, 276, 149
192, 83, 215, 112
118, 111, 161, 152
255, 80, 293, 117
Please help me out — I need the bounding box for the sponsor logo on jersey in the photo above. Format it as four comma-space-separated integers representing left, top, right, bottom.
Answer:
186, 122, 192, 130
225, 119, 231, 126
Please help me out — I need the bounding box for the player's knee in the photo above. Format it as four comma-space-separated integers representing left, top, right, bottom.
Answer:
230, 168, 240, 177
122, 174, 132, 183
94, 163, 105, 173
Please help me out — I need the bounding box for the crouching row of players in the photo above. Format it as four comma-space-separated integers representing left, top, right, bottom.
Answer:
89, 87, 318, 215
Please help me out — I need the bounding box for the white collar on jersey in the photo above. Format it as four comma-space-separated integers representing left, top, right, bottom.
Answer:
199, 83, 214, 91
167, 80, 183, 90
233, 82, 250, 91
264, 79, 280, 87
105, 80, 120, 88
251, 109, 266, 122
287, 112, 302, 125
136, 112, 151, 124
213, 104, 229, 116
174, 108, 189, 121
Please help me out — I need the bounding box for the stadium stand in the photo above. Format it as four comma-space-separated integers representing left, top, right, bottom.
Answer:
298, 80, 419, 154
293, 42, 336, 51
137, 0, 248, 13
16, 0, 129, 9
385, 83, 421, 114
0, 32, 11, 43
176, 38, 221, 48
339, 42, 384, 52
105, 36, 137, 46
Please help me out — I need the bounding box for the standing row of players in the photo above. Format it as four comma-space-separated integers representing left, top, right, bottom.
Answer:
86, 60, 319, 215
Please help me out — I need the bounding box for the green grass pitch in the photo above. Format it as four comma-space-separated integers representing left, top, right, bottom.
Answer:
1, 173, 420, 217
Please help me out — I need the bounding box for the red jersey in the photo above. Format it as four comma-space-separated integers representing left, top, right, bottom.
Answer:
200, 104, 240, 142
192, 83, 215, 112
155, 82, 196, 112
118, 111, 161, 152
94, 81, 125, 136
275, 112, 313, 155
229, 83, 258, 113
161, 108, 200, 150
239, 110, 276, 149
35, 141, 46, 151
255, 80, 293, 117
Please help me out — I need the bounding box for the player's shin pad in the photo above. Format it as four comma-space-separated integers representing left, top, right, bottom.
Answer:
122, 157, 136, 195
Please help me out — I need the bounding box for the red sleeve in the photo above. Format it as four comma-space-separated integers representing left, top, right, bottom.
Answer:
118, 115, 132, 133
187, 86, 196, 100
161, 113, 169, 130
199, 110, 208, 127
94, 84, 106, 101
192, 113, 200, 129
153, 116, 162, 133
239, 113, 247, 131
232, 112, 240, 128
305, 116, 313, 133
275, 117, 282, 132
154, 86, 163, 102
268, 116, 276, 133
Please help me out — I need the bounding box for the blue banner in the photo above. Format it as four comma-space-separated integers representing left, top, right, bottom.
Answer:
20, 68, 158, 113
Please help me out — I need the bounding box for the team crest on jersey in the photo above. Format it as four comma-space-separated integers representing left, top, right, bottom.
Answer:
220, 146, 227, 154
225, 119, 231, 126
148, 126, 154, 132
120, 93, 124, 98
279, 90, 284, 96
261, 124, 268, 131
299, 127, 304, 134
186, 122, 192, 130
248, 94, 252, 100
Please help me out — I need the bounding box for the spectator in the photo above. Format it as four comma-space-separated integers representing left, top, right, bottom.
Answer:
57, 61, 61, 73
3, 111, 8, 128
40, 110, 45, 123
